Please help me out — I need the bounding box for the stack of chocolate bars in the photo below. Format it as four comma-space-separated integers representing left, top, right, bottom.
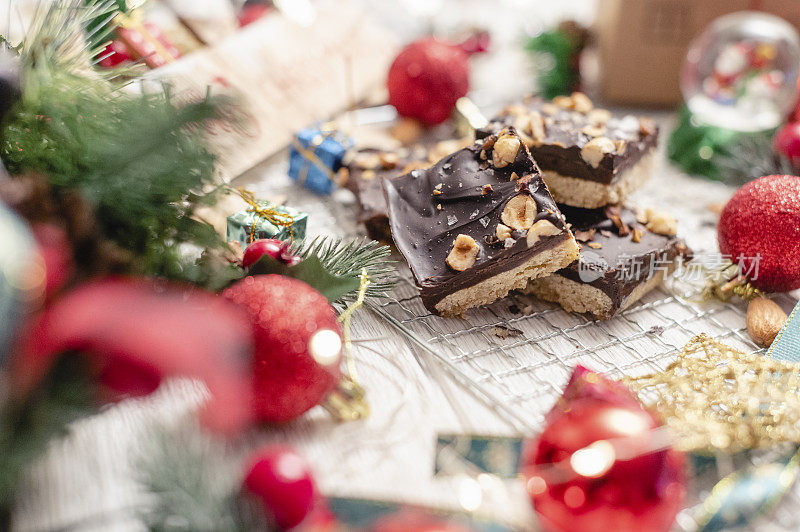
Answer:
348, 94, 691, 319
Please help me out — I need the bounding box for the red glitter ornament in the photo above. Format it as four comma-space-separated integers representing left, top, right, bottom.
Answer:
520, 368, 686, 532
387, 37, 470, 126
773, 122, 800, 167
221, 275, 343, 423
244, 445, 316, 530
718, 174, 800, 292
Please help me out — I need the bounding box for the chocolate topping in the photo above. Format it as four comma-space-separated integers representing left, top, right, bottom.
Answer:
478, 96, 659, 185
385, 129, 572, 312
554, 204, 690, 313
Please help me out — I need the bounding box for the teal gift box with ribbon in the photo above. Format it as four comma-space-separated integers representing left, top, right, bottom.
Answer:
226, 191, 307, 248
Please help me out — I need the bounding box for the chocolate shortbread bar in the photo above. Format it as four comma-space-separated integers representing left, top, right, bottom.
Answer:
524, 204, 690, 319
340, 139, 471, 242
385, 128, 580, 316
480, 93, 658, 209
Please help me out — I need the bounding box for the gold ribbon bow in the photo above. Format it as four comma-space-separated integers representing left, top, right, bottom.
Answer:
236, 187, 295, 244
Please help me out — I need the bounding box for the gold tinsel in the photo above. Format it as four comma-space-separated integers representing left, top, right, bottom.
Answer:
625, 334, 800, 453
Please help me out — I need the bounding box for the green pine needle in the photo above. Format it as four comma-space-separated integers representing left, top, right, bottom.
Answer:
293, 236, 397, 299
1, 0, 229, 284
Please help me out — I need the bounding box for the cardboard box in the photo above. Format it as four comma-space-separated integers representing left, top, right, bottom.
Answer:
596, 0, 800, 106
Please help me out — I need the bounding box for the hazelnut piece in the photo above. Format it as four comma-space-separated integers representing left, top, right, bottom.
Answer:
571, 92, 593, 113
501, 194, 537, 230
446, 234, 479, 271
492, 133, 521, 168
496, 223, 512, 240
553, 95, 574, 110
526, 219, 563, 247
645, 207, 677, 236
580, 137, 616, 168
586, 108, 612, 125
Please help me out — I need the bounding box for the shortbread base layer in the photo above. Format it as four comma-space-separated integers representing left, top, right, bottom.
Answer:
433, 238, 580, 317
542, 151, 655, 209
525, 269, 665, 320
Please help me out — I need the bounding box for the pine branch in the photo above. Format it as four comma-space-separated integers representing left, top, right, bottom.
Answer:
137, 430, 268, 532
1, 0, 230, 284
293, 236, 397, 299
714, 134, 794, 186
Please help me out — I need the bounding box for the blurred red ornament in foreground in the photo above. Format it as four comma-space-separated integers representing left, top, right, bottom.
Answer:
521, 367, 686, 532
7, 277, 254, 434
222, 275, 342, 423
238, 3, 271, 27
547, 365, 640, 422
387, 37, 470, 126
245, 445, 317, 530
773, 122, 800, 167
369, 509, 476, 532
242, 238, 302, 268
718, 174, 800, 292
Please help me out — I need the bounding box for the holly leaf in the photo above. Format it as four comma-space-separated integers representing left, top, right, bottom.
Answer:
247, 254, 360, 303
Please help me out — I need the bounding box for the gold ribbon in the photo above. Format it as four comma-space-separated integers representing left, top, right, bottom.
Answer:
235, 187, 295, 244
115, 11, 178, 65
337, 268, 370, 382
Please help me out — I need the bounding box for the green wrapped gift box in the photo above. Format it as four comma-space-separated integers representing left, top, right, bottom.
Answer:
226, 199, 307, 248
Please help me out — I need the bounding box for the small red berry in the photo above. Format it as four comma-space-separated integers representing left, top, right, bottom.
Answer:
244, 446, 315, 530
242, 239, 302, 268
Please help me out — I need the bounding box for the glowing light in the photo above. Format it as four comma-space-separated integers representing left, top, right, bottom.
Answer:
564, 485, 586, 508
308, 329, 342, 366
603, 408, 650, 437
570, 440, 616, 478
457, 477, 482, 512
527, 475, 547, 496
274, 453, 307, 482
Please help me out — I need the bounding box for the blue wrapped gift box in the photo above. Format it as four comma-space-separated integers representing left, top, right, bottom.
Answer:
288, 128, 351, 195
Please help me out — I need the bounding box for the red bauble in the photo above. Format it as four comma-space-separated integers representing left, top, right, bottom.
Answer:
521, 369, 686, 532
241, 239, 301, 268
238, 4, 270, 27
8, 278, 255, 433
369, 509, 475, 532
546, 365, 640, 422
387, 37, 470, 126
244, 445, 316, 530
221, 275, 342, 423
773, 122, 800, 167
718, 174, 800, 292
98, 40, 132, 68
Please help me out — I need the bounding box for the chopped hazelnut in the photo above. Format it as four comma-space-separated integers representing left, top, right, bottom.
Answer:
501, 194, 537, 230
581, 125, 606, 138
481, 184, 493, 195
496, 223, 512, 240
645, 207, 678, 236
378, 152, 399, 169
587, 242, 603, 249
492, 133, 521, 168
432, 189, 442, 196
541, 103, 560, 116
436, 204, 442, 210
526, 219, 562, 247
355, 153, 380, 170
510, 172, 520, 181
571, 92, 593, 113
580, 137, 616, 168
446, 234, 479, 271
528, 111, 546, 144
631, 226, 644, 243
639, 117, 656, 137
502, 104, 527, 117
587, 108, 611, 125
553, 95, 574, 110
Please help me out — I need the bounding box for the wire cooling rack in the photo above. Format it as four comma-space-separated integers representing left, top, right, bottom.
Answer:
367, 263, 795, 434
